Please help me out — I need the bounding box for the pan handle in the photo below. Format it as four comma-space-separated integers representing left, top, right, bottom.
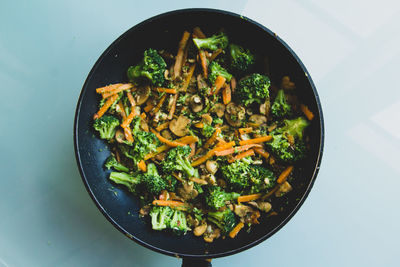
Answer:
181, 258, 212, 267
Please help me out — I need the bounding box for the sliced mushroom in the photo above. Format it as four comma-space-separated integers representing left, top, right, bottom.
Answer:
275, 181, 292, 197
281, 76, 296, 90
177, 181, 198, 201
139, 205, 151, 216
190, 95, 203, 112
134, 85, 150, 105
234, 204, 254, 217
260, 99, 270, 115
201, 114, 213, 125
115, 129, 125, 143
161, 129, 173, 140
169, 115, 190, 137
194, 223, 208, 236
197, 74, 208, 90
210, 103, 225, 118
154, 152, 166, 161
225, 102, 245, 127
140, 119, 149, 132
258, 202, 272, 213
249, 114, 267, 125
206, 160, 218, 174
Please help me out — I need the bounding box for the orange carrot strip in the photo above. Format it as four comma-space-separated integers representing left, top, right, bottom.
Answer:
228, 149, 255, 163
121, 108, 137, 128
191, 141, 235, 167
211, 75, 226, 95
144, 101, 155, 113
152, 94, 167, 115
246, 122, 260, 128
210, 48, 223, 62
238, 127, 253, 135
189, 143, 196, 158
239, 136, 272, 146
300, 104, 314, 121
96, 83, 123, 94
178, 135, 199, 144
117, 101, 127, 120
194, 122, 204, 128
230, 77, 237, 93
193, 27, 206, 38
123, 127, 134, 143
174, 31, 191, 79
237, 193, 262, 204
93, 94, 119, 120
214, 141, 235, 151
216, 137, 227, 146
156, 121, 170, 132
222, 83, 231, 104
138, 160, 147, 172
144, 135, 199, 160
152, 200, 185, 207
254, 147, 270, 160
172, 173, 185, 183
144, 145, 169, 160
151, 129, 186, 147
156, 88, 177, 94
140, 112, 147, 120
261, 185, 280, 200
229, 222, 244, 238
181, 64, 196, 92
277, 166, 294, 184
199, 50, 208, 78
203, 127, 221, 150
126, 91, 136, 107
168, 93, 179, 120
214, 144, 261, 156
102, 83, 133, 99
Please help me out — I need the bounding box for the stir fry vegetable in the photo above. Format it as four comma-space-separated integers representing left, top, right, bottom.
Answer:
92, 27, 314, 242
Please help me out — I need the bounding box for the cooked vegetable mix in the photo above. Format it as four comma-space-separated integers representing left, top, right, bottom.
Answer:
92, 27, 314, 242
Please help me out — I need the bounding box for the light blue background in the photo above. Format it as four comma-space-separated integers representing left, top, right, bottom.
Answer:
1, 0, 399, 266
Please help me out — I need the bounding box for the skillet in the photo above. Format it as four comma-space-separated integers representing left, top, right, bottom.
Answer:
74, 8, 324, 267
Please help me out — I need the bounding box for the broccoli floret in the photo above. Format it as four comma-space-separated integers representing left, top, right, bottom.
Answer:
206, 186, 240, 210
93, 115, 120, 140
271, 89, 291, 119
140, 163, 166, 196
193, 32, 228, 51
234, 73, 270, 106
169, 209, 190, 234
202, 124, 215, 138
220, 158, 252, 191
104, 155, 130, 172
248, 165, 276, 193
208, 61, 232, 84
267, 117, 309, 162
109, 171, 141, 194
127, 48, 167, 86
150, 206, 173, 230
229, 43, 255, 75
192, 207, 204, 222
207, 209, 237, 234
164, 175, 178, 192
162, 146, 198, 178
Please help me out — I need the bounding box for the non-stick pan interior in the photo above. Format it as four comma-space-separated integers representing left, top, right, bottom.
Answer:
74, 8, 323, 258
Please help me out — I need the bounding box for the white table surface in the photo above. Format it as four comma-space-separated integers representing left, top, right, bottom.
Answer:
1, 0, 399, 266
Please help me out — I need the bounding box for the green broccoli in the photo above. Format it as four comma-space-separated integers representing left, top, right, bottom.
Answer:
220, 158, 252, 191
207, 209, 237, 234
202, 124, 215, 138
150, 206, 173, 230
271, 89, 291, 119
164, 174, 178, 192
169, 209, 190, 234
93, 115, 120, 140
127, 48, 167, 86
162, 146, 198, 178
229, 43, 255, 74
193, 32, 228, 51
248, 165, 276, 193
109, 171, 141, 194
266, 117, 309, 162
208, 61, 232, 84
140, 163, 166, 196
104, 155, 130, 172
206, 186, 240, 210
234, 73, 270, 106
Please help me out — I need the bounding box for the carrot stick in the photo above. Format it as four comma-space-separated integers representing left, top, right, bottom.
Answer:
300, 104, 314, 121
238, 127, 253, 135
194, 122, 204, 128
138, 160, 147, 172
199, 50, 208, 78
222, 83, 231, 104
152, 200, 185, 207
191, 141, 235, 167
261, 185, 279, 200
172, 172, 185, 183
246, 122, 260, 128
96, 83, 123, 94
156, 88, 177, 94
174, 31, 191, 79
203, 127, 221, 150
144, 145, 169, 160
228, 149, 255, 163
216, 137, 227, 146
117, 101, 127, 120
177, 135, 199, 144
102, 83, 133, 99
211, 75, 226, 95
123, 127, 134, 143
230, 77, 237, 93
152, 94, 167, 115
239, 136, 272, 146
126, 91, 136, 107
151, 129, 186, 147
229, 222, 244, 238
181, 64, 196, 92
193, 27, 206, 38
277, 166, 293, 184
156, 121, 170, 132
214, 144, 261, 156
93, 94, 119, 120
214, 141, 235, 151
144, 135, 199, 160
254, 147, 270, 161
210, 48, 223, 62
121, 108, 137, 128
140, 112, 147, 120
237, 193, 262, 204
189, 143, 196, 158
168, 93, 178, 120
144, 101, 155, 112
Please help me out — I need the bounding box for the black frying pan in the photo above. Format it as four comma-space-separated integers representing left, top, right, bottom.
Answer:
74, 8, 324, 267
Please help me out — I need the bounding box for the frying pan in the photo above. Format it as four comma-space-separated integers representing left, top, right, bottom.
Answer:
74, 8, 324, 267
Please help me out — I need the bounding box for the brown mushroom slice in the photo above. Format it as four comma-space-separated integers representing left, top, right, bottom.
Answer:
260, 99, 270, 115
194, 223, 208, 236
206, 160, 218, 174
210, 103, 225, 118
140, 119, 149, 132
275, 181, 292, 197
234, 204, 254, 217
225, 102, 245, 127
177, 181, 198, 201
249, 114, 267, 125
134, 85, 151, 105
190, 95, 203, 112
197, 73, 208, 90
201, 113, 213, 125
115, 128, 125, 143
169, 115, 191, 137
